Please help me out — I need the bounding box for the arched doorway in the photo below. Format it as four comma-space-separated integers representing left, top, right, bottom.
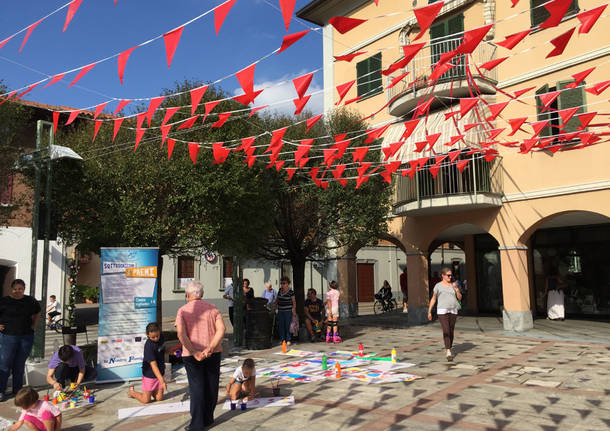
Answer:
428, 224, 503, 315
524, 211, 610, 319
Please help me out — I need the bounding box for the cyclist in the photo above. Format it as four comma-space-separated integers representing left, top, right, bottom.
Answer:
47, 295, 60, 324
375, 281, 393, 311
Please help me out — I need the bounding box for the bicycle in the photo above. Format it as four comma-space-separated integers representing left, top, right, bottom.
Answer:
47, 313, 67, 333
373, 296, 398, 314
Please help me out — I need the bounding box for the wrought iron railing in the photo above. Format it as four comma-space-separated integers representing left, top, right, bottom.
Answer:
386, 40, 497, 103
393, 154, 503, 207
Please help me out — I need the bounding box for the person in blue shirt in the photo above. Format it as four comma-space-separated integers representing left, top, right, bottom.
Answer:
261, 282, 277, 309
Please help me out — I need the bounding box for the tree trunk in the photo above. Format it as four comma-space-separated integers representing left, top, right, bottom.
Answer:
156, 253, 163, 324
291, 258, 306, 321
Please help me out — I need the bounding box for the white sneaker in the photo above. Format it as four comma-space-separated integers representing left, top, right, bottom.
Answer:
446, 350, 453, 362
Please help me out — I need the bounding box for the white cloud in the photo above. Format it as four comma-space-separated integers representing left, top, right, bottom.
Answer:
234, 71, 325, 117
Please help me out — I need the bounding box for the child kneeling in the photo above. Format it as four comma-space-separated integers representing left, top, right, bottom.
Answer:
225, 359, 257, 402
9, 387, 62, 431
127, 322, 167, 404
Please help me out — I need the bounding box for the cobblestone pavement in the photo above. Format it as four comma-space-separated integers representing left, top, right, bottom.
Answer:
1, 316, 609, 430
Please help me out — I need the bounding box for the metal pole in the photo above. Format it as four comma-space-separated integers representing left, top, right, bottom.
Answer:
29, 122, 43, 296
232, 257, 244, 348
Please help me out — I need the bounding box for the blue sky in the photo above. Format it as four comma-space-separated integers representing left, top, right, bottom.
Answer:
0, 0, 324, 114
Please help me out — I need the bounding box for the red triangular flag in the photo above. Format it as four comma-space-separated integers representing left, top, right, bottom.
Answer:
118, 46, 137, 84
160, 124, 171, 146
456, 24, 492, 54
486, 101, 510, 121
364, 123, 391, 144
113, 118, 124, 141
577, 5, 607, 34
134, 128, 146, 151
214, 0, 237, 34
212, 112, 232, 128
332, 164, 346, 179
233, 89, 263, 106
387, 71, 410, 89
249, 105, 267, 118
328, 16, 367, 34
69, 62, 96, 88
16, 83, 39, 99
278, 30, 309, 54
114, 99, 131, 114
189, 86, 208, 115
414, 97, 435, 117
188, 143, 200, 164
585, 80, 610, 96
402, 119, 420, 140
479, 57, 508, 71
236, 63, 256, 96
309, 167, 320, 181
344, 96, 363, 105
52, 112, 59, 134
417, 157, 430, 168
464, 123, 482, 131
414, 141, 427, 152
177, 115, 199, 130
92, 120, 102, 142
429, 164, 441, 179
293, 96, 311, 115
382, 142, 404, 161
278, 0, 296, 31
305, 114, 323, 133
334, 51, 367, 62
558, 107, 579, 127
146, 96, 165, 126
447, 134, 466, 146
203, 100, 221, 123
285, 168, 297, 181
496, 29, 532, 50
162, 106, 180, 126
136, 112, 147, 130
93, 102, 108, 119
236, 136, 256, 153
564, 67, 595, 89
163, 26, 184, 68
412, 2, 444, 41
65, 110, 81, 125
293, 73, 313, 99
435, 155, 448, 165
513, 86, 536, 99
44, 73, 66, 88
577, 112, 596, 129
546, 27, 575, 58
530, 120, 549, 137
538, 90, 561, 110
429, 62, 455, 83
333, 140, 350, 160
456, 159, 469, 172
508, 117, 528, 135
336, 178, 347, 188
486, 128, 505, 140
323, 148, 338, 167
212, 142, 231, 164
540, 0, 574, 29
519, 139, 538, 154
167, 138, 175, 160
426, 133, 441, 150
295, 141, 312, 164
0, 36, 13, 51
19, 19, 43, 53
353, 146, 369, 163
460, 98, 479, 117
297, 156, 309, 169
357, 163, 372, 177
63, 0, 83, 32
449, 149, 461, 163
267, 127, 287, 153
335, 80, 355, 105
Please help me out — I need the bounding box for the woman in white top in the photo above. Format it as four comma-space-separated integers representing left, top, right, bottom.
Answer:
545, 275, 565, 321
428, 267, 462, 361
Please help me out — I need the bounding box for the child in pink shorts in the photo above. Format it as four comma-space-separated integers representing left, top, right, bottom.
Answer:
9, 386, 62, 431
127, 322, 167, 404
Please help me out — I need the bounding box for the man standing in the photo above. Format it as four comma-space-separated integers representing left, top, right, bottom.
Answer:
399, 268, 408, 313
261, 282, 277, 309
176, 281, 225, 431
222, 280, 234, 327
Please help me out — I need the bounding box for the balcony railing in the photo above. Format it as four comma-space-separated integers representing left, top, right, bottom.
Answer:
393, 154, 503, 214
386, 39, 497, 103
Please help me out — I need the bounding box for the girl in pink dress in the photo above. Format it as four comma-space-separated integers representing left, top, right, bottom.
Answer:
9, 387, 62, 431
325, 281, 341, 343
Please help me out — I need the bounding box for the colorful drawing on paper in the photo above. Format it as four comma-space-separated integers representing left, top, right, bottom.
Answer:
273, 349, 317, 357
346, 372, 422, 384
222, 396, 295, 410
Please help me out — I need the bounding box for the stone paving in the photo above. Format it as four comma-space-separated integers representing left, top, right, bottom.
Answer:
1, 316, 609, 430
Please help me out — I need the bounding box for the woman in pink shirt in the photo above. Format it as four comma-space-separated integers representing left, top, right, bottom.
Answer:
325, 281, 341, 343
176, 281, 225, 431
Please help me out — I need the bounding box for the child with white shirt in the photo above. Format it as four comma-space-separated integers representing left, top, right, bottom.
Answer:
225, 359, 257, 402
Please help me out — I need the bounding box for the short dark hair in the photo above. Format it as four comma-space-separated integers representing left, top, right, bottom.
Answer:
58, 345, 75, 362
50, 295, 56, 299
242, 358, 255, 370
308, 288, 316, 296
11, 279, 26, 288
243, 279, 250, 286
280, 276, 290, 284
329, 280, 338, 290
14, 387, 38, 409
146, 322, 161, 334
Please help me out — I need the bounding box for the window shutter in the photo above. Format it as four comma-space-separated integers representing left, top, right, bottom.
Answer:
356, 53, 382, 98
535, 84, 552, 137
430, 21, 446, 70
448, 14, 465, 77
356, 57, 369, 97
369, 53, 382, 96
557, 80, 585, 133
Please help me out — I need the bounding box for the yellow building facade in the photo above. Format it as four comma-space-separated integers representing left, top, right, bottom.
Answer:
298, 0, 610, 330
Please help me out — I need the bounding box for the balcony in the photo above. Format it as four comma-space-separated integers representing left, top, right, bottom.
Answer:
386, 40, 498, 117
393, 154, 503, 217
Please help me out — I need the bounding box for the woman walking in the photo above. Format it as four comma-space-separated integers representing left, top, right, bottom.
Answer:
0, 279, 41, 401
275, 277, 296, 346
428, 268, 462, 361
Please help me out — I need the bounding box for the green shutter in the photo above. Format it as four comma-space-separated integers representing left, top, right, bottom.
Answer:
356, 53, 382, 98
535, 84, 552, 137
356, 58, 368, 97
558, 80, 586, 133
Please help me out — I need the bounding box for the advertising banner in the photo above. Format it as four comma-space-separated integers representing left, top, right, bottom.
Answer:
97, 247, 159, 382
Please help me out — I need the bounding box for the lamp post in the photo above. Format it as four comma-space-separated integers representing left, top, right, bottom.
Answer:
24, 120, 82, 358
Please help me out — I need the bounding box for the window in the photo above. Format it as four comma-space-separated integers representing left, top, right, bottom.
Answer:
178, 256, 195, 279
356, 53, 382, 98
531, 0, 578, 27
0, 174, 13, 205
535, 81, 586, 139
222, 256, 233, 279
429, 14, 464, 81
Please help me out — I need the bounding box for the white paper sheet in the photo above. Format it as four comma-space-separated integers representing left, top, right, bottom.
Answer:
221, 396, 295, 410
118, 401, 190, 419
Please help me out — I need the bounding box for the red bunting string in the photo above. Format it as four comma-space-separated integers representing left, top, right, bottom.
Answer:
114, 99, 132, 114
19, 19, 43, 53
577, 5, 607, 34
212, 112, 232, 128
293, 96, 311, 115
113, 118, 124, 142
328, 16, 367, 34
94, 102, 108, 120
167, 139, 175, 160
189, 86, 208, 115
92, 120, 102, 142
68, 63, 96, 88
293, 73, 314, 99
162, 106, 180, 126
188, 143, 200, 164
546, 27, 575, 58
278, 0, 297, 31
334, 51, 368, 62
118, 46, 137, 84
146, 96, 166, 127
412, 2, 444, 41
540, 0, 574, 29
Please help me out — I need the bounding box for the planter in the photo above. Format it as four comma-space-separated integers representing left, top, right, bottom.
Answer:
62, 327, 77, 346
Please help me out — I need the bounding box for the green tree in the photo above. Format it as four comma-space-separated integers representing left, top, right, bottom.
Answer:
255, 108, 392, 317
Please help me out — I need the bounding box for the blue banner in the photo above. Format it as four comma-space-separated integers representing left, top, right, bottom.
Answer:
97, 247, 159, 382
